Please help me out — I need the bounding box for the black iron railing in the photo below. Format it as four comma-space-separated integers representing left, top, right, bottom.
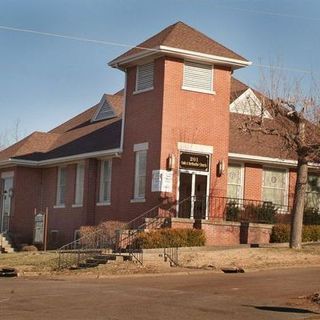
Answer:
57, 197, 191, 269
178, 195, 293, 224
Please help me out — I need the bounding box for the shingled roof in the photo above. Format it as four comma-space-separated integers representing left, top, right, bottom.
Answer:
1, 77, 312, 165
109, 21, 249, 66
0, 92, 123, 162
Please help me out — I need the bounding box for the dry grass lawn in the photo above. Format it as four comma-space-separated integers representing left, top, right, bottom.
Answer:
0, 244, 319, 277
179, 245, 320, 271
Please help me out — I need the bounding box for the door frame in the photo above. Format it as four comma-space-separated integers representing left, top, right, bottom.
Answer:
177, 168, 210, 220
0, 175, 14, 233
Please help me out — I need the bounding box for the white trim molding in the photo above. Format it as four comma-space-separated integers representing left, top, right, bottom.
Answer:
108, 45, 251, 70
133, 142, 149, 152
178, 142, 213, 154
229, 153, 297, 167
0, 148, 122, 168
1, 171, 14, 179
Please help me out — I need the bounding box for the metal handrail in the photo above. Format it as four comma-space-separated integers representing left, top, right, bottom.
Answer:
57, 197, 191, 269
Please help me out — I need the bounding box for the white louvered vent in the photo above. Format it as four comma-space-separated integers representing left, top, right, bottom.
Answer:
183, 61, 213, 92
93, 101, 115, 122
136, 62, 154, 92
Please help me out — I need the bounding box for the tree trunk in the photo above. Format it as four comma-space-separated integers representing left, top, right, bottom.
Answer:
290, 157, 308, 249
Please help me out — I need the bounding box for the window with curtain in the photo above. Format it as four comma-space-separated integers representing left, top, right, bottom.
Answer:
227, 164, 243, 199
262, 167, 288, 206
306, 175, 320, 209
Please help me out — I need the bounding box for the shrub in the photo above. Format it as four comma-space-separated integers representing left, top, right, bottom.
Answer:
244, 202, 277, 224
304, 208, 320, 225
226, 201, 241, 221
271, 224, 320, 243
133, 228, 206, 249
21, 245, 38, 252
270, 224, 290, 243
226, 201, 277, 224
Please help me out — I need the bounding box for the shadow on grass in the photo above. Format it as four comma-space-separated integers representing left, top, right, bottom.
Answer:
244, 305, 319, 314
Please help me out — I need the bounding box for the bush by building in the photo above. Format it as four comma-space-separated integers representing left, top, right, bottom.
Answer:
271, 224, 320, 243
133, 228, 206, 249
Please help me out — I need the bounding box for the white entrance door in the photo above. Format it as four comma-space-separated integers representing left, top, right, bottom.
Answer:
1, 177, 13, 233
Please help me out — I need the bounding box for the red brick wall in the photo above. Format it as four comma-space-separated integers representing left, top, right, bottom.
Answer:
243, 163, 263, 200
201, 220, 241, 245
160, 57, 232, 219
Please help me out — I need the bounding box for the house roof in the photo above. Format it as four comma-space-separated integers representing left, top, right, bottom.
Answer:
109, 21, 249, 67
1, 77, 317, 166
0, 92, 123, 163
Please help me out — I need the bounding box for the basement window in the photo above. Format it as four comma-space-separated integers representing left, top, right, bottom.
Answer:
182, 61, 214, 94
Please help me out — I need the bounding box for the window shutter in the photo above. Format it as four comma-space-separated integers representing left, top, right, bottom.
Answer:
136, 62, 154, 91
183, 61, 213, 92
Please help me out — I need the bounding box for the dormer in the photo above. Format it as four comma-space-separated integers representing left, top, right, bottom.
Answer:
91, 94, 116, 122
230, 88, 272, 119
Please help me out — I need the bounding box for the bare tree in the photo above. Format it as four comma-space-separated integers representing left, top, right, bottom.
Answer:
235, 65, 320, 249
0, 118, 23, 151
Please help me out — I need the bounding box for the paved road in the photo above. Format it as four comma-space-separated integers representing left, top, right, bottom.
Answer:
0, 267, 319, 320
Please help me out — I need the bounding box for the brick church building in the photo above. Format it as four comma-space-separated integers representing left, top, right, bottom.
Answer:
0, 22, 319, 248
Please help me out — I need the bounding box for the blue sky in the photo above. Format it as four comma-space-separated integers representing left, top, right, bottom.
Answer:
0, 0, 319, 142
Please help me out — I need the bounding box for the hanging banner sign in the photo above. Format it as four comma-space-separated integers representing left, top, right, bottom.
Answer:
180, 152, 210, 171
152, 170, 173, 192
34, 213, 45, 244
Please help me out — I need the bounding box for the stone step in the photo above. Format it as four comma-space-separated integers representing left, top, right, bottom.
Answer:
0, 234, 15, 254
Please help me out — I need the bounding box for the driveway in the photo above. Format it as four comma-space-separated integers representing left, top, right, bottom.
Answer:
0, 267, 319, 320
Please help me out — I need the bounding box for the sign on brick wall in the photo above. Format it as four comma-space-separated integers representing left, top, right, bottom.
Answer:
152, 170, 173, 192
180, 152, 209, 171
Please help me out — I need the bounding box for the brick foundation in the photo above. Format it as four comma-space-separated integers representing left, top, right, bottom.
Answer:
198, 219, 273, 246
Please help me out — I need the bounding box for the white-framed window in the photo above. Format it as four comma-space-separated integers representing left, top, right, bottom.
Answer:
98, 159, 112, 204
227, 163, 244, 199
56, 167, 67, 206
74, 163, 85, 206
306, 175, 320, 209
262, 167, 288, 206
134, 150, 147, 199
182, 61, 213, 93
135, 62, 154, 92
132, 143, 148, 201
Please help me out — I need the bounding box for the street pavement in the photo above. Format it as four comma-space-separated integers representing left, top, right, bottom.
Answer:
0, 267, 319, 320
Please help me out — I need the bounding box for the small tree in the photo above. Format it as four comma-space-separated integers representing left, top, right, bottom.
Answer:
234, 65, 320, 249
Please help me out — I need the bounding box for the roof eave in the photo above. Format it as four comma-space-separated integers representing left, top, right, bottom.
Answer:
0, 148, 122, 168
108, 45, 251, 70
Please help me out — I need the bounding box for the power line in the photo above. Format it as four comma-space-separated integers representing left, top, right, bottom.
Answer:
0, 25, 158, 53
0, 24, 315, 75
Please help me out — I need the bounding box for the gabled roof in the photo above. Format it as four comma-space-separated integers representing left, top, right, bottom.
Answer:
230, 88, 272, 119
0, 91, 123, 164
109, 21, 250, 69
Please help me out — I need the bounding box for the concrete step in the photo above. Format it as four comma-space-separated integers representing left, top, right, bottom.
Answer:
0, 234, 15, 254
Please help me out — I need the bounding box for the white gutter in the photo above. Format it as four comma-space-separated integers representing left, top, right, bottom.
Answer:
120, 71, 127, 151
159, 46, 251, 68
228, 152, 320, 169
108, 45, 251, 70
0, 148, 122, 168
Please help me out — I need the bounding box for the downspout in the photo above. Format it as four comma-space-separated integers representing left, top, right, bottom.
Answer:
120, 69, 128, 152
